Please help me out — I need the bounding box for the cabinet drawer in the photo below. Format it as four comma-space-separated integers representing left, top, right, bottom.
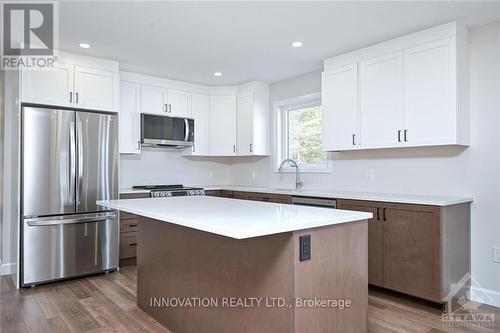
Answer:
120, 236, 137, 259
121, 219, 138, 233
120, 212, 138, 220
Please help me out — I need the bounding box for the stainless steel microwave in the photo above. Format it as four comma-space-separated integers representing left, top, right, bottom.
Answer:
140, 113, 194, 148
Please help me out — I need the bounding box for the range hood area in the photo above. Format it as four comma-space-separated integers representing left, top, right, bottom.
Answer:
140, 113, 194, 148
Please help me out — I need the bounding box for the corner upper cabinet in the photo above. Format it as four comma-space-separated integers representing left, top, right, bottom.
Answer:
191, 93, 210, 155
21, 62, 74, 107
74, 66, 119, 112
167, 89, 191, 117
119, 81, 141, 154
321, 64, 359, 151
236, 89, 270, 156
209, 95, 237, 156
141, 84, 167, 115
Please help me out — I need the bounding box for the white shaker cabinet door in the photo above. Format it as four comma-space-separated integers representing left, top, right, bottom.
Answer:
236, 92, 254, 156
21, 63, 74, 107
209, 95, 237, 155
191, 94, 210, 155
119, 81, 141, 154
321, 64, 359, 151
403, 38, 456, 146
167, 89, 191, 117
360, 52, 404, 149
141, 84, 167, 115
74, 66, 119, 112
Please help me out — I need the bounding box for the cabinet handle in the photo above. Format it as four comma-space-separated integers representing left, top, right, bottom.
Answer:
129, 224, 138, 227
69, 92, 73, 103
398, 130, 401, 142
75, 92, 79, 104
376, 207, 380, 221
404, 129, 408, 142
129, 243, 137, 247
352, 134, 356, 146
383, 208, 387, 222
249, 143, 253, 152
233, 145, 236, 153
164, 104, 168, 112
168, 104, 172, 113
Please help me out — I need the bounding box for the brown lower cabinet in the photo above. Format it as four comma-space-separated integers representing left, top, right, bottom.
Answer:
207, 190, 292, 204
337, 199, 470, 303
119, 192, 150, 265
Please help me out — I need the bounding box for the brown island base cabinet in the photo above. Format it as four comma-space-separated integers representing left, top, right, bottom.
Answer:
119, 192, 150, 266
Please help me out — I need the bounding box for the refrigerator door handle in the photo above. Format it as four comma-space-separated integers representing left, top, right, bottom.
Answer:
69, 121, 76, 204
76, 120, 84, 206
26, 212, 117, 227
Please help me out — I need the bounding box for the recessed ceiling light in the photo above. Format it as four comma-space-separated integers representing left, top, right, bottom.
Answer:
79, 43, 91, 49
213, 72, 222, 77
290, 41, 303, 48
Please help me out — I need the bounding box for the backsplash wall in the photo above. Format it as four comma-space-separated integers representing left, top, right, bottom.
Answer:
120, 149, 232, 188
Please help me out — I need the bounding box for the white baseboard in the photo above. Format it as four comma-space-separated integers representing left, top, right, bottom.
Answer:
471, 285, 500, 309
0, 263, 16, 276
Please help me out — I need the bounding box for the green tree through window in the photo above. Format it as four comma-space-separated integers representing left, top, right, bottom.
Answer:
287, 105, 327, 166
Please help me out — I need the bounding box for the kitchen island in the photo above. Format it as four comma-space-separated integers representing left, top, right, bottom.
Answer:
98, 196, 372, 333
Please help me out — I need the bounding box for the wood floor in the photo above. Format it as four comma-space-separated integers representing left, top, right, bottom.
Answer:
1, 266, 499, 333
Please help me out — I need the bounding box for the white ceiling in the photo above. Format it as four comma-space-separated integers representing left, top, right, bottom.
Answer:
59, 1, 500, 86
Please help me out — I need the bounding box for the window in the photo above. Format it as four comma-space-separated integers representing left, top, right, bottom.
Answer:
276, 93, 330, 173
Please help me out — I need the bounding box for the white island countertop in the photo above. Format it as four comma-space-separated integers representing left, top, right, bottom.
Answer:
97, 196, 372, 239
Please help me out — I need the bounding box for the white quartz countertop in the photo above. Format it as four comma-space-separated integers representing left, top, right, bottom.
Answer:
98, 196, 372, 239
201, 186, 473, 206
119, 186, 473, 206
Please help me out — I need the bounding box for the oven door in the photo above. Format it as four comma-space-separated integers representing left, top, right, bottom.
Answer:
141, 114, 194, 147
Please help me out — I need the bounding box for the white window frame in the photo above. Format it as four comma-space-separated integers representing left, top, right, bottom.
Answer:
274, 92, 331, 173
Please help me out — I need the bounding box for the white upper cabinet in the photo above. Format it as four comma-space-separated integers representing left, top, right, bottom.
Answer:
236, 93, 253, 155
74, 66, 119, 112
191, 94, 210, 155
322, 22, 469, 151
360, 52, 404, 149
21, 62, 74, 107
236, 90, 270, 156
21, 52, 120, 112
167, 89, 191, 117
403, 38, 457, 146
141, 84, 167, 115
209, 95, 237, 156
321, 64, 359, 151
119, 81, 141, 154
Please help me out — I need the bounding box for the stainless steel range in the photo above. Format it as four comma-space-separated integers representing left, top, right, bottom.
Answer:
133, 185, 205, 198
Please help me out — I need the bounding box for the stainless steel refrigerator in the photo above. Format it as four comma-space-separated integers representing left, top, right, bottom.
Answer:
21, 106, 119, 286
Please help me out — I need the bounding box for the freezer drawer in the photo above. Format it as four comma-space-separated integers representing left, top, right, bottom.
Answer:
22, 212, 119, 286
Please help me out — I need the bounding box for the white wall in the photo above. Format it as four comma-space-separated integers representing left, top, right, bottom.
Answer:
120, 149, 232, 189
230, 22, 500, 302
